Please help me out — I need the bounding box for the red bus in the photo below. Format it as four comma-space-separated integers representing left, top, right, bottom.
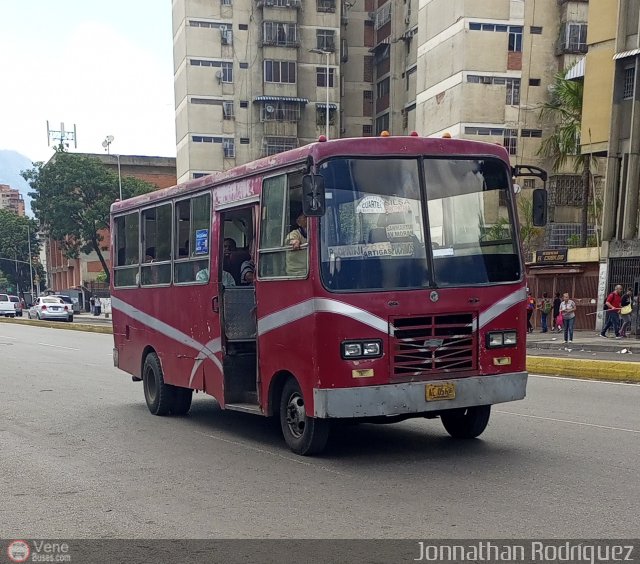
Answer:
111, 135, 547, 455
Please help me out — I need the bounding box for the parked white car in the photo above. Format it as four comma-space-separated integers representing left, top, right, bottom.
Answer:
0, 293, 16, 318
28, 296, 74, 322
9, 295, 23, 317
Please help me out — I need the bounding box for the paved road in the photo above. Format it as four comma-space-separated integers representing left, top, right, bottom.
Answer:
1, 324, 638, 539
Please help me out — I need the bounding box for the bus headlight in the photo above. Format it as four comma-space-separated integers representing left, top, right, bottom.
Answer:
487, 331, 517, 348
341, 340, 383, 359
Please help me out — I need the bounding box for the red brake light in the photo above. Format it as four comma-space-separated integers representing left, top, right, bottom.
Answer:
64, 306, 69, 311
42, 305, 47, 311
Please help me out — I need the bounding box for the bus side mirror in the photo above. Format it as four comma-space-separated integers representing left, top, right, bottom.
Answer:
532, 189, 547, 227
302, 174, 326, 217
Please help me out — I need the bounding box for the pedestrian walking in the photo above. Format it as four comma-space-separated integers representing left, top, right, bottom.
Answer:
89, 296, 95, 315
526, 293, 535, 333
560, 292, 576, 344
600, 285, 623, 338
539, 292, 552, 333
619, 288, 633, 337
552, 292, 562, 332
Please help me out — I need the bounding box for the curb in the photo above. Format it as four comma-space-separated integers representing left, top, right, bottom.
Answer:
527, 355, 640, 383
0, 317, 113, 335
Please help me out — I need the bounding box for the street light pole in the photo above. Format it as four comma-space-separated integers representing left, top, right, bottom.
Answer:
103, 135, 122, 200
116, 154, 123, 201
309, 48, 332, 139
27, 224, 35, 299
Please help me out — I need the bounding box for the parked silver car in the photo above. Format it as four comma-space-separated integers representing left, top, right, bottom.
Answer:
28, 296, 74, 322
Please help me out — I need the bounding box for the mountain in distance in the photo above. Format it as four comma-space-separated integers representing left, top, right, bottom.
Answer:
0, 150, 35, 215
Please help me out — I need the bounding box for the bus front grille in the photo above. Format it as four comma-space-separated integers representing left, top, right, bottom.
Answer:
391, 313, 476, 378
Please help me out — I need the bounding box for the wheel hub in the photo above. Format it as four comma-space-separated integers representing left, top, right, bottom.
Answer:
285, 392, 306, 438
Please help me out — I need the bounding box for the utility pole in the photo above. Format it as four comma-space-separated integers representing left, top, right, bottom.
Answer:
27, 224, 35, 299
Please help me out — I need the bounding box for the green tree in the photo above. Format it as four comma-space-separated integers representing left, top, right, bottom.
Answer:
538, 70, 594, 247
22, 148, 155, 283
0, 209, 41, 294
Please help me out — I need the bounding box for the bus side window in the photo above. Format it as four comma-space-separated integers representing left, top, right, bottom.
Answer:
173, 194, 211, 284
259, 173, 308, 279
113, 211, 139, 287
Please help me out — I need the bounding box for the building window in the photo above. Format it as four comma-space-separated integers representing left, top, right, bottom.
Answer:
221, 0, 232, 5
506, 78, 521, 105
223, 138, 235, 158
261, 101, 302, 122
222, 101, 234, 119
559, 22, 587, 54
363, 90, 373, 117
376, 77, 390, 98
221, 62, 233, 82
465, 127, 505, 136
374, 3, 392, 30
508, 26, 523, 52
316, 67, 335, 87
523, 179, 535, 189
623, 66, 635, 100
316, 29, 335, 52
263, 21, 299, 47
363, 124, 373, 136
240, 138, 250, 144
192, 136, 224, 143
239, 24, 248, 30
240, 100, 249, 108
375, 113, 389, 135
521, 129, 543, 138
192, 173, 209, 179
363, 55, 373, 82
405, 65, 417, 90
239, 62, 249, 69
551, 175, 583, 206
316, 0, 336, 12
264, 60, 296, 83
263, 137, 297, 156
529, 78, 541, 86
503, 129, 518, 155
530, 26, 543, 35
316, 106, 336, 126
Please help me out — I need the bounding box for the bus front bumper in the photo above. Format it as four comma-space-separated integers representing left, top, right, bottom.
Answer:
313, 372, 527, 419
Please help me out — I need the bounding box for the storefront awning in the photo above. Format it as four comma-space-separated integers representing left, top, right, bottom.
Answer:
614, 48, 640, 60
254, 96, 308, 104
316, 102, 338, 110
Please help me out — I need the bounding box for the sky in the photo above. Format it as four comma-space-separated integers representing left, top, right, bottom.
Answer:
0, 1, 176, 163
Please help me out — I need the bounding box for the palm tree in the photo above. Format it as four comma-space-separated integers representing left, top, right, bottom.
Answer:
538, 71, 592, 247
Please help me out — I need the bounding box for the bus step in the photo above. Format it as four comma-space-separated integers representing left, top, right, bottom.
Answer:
225, 402, 263, 415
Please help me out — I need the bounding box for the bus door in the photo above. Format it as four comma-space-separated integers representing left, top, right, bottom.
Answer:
217, 206, 259, 406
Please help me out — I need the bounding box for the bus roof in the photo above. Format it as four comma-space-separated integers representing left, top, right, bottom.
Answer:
111, 136, 510, 214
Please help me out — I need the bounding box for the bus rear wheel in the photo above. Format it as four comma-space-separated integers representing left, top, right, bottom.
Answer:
280, 379, 329, 456
440, 405, 491, 439
143, 352, 174, 416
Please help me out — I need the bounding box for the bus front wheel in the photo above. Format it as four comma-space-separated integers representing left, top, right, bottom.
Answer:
143, 352, 174, 416
440, 405, 491, 439
280, 379, 329, 456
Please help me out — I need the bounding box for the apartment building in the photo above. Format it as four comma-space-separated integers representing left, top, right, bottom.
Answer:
173, 0, 342, 183
581, 0, 640, 304
0, 184, 25, 216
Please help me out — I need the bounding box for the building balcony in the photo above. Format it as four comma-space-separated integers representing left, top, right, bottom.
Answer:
257, 0, 301, 8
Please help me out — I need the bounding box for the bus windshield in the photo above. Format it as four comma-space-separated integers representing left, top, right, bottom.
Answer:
319, 157, 520, 291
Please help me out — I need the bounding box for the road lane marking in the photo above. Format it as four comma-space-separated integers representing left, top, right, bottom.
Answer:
0, 335, 18, 340
495, 410, 640, 435
194, 430, 351, 477
37, 343, 80, 351
530, 374, 640, 387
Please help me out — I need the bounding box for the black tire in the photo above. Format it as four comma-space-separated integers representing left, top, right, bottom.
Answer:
171, 387, 193, 415
143, 353, 174, 416
68, 315, 74, 322
279, 378, 329, 456
441, 405, 491, 439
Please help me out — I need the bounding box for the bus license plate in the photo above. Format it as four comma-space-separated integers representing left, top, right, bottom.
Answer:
426, 382, 456, 401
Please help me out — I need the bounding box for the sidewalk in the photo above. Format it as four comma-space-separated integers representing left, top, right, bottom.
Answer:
74, 311, 112, 325
526, 329, 640, 382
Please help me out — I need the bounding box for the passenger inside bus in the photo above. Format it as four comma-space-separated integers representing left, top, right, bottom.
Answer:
285, 211, 308, 276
